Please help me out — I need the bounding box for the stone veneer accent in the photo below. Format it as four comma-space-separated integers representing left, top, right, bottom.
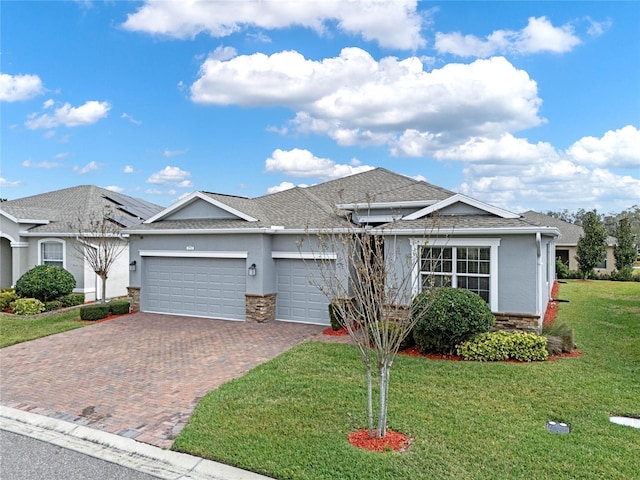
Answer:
492, 312, 540, 333
245, 293, 276, 322
127, 286, 140, 313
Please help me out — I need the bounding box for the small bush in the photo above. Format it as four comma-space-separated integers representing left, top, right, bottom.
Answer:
108, 299, 130, 315
11, 298, 46, 316
412, 288, 495, 354
44, 300, 63, 312
456, 331, 548, 362
542, 320, 574, 352
610, 268, 633, 282
555, 259, 570, 279
59, 293, 85, 307
15, 265, 76, 302
80, 304, 109, 321
544, 335, 564, 356
0, 289, 19, 311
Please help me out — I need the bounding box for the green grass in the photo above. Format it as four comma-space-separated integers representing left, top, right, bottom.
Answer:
0, 308, 86, 348
174, 280, 640, 480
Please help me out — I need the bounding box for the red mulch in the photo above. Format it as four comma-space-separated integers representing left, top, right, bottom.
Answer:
322, 326, 349, 336
348, 429, 411, 452
543, 281, 560, 328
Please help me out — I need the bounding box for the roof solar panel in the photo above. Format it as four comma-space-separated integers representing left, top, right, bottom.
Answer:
103, 193, 163, 220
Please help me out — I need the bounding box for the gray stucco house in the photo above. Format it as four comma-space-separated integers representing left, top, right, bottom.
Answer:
0, 186, 163, 301
126, 169, 559, 331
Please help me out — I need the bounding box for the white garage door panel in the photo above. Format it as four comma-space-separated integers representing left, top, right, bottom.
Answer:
143, 257, 246, 320
276, 259, 331, 325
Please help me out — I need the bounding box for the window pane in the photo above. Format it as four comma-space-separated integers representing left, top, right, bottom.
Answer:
480, 248, 490, 261
43, 242, 63, 260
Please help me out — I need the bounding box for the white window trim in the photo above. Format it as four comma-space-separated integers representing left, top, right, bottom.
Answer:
272, 251, 337, 260
410, 238, 500, 310
38, 238, 66, 268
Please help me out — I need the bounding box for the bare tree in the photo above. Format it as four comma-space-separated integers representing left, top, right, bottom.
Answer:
67, 205, 128, 303
302, 209, 438, 438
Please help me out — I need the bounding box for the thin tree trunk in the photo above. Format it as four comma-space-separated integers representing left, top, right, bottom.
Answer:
366, 364, 374, 437
100, 274, 107, 303
377, 360, 391, 437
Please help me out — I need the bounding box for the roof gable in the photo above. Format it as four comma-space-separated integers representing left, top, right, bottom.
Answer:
145, 191, 258, 223
403, 194, 520, 220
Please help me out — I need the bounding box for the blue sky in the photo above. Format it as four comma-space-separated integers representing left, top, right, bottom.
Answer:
1, 1, 639, 214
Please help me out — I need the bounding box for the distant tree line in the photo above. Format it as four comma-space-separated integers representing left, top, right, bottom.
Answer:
545, 205, 640, 238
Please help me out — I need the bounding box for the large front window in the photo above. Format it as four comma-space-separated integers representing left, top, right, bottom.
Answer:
420, 246, 490, 302
412, 238, 500, 310
41, 241, 64, 267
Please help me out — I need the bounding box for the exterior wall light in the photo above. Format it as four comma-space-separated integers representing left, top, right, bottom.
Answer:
248, 263, 257, 276
129, 260, 137, 271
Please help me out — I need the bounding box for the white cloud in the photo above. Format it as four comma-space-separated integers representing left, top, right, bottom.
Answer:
22, 159, 61, 169
566, 125, 640, 168
146, 188, 177, 195
265, 148, 375, 179
0, 177, 21, 187
104, 185, 125, 193
54, 152, 69, 159
435, 16, 582, 57
73, 161, 99, 174
585, 17, 612, 37
0, 73, 44, 102
192, 48, 543, 147
123, 165, 134, 173
163, 148, 187, 157
266, 181, 309, 194
147, 165, 191, 185
43, 99, 55, 109
121, 112, 142, 125
122, 0, 426, 50
25, 100, 111, 129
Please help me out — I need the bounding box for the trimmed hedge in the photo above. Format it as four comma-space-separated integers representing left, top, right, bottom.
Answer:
59, 293, 85, 307
412, 287, 495, 354
80, 304, 109, 321
11, 298, 46, 316
108, 300, 130, 315
456, 331, 549, 362
15, 265, 76, 302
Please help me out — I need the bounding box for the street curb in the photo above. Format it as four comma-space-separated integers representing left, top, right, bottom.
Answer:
0, 406, 273, 480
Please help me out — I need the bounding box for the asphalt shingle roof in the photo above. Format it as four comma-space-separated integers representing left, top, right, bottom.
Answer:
522, 210, 616, 245
1, 185, 163, 234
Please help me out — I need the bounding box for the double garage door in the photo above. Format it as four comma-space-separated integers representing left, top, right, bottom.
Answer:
142, 256, 331, 325
143, 257, 246, 320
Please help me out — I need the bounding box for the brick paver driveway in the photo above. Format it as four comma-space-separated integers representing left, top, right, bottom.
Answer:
0, 313, 329, 448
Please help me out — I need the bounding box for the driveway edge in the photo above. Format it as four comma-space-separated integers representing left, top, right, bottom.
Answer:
0, 406, 273, 480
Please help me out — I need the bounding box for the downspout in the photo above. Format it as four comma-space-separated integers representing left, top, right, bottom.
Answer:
536, 232, 543, 323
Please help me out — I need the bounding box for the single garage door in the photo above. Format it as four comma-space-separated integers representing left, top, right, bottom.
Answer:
276, 259, 330, 325
143, 257, 246, 320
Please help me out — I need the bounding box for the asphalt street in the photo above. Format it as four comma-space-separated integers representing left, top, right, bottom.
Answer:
0, 429, 161, 480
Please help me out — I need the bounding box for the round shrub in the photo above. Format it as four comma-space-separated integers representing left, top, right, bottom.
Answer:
15, 265, 76, 302
11, 298, 45, 316
0, 289, 19, 311
412, 287, 495, 354
108, 299, 130, 315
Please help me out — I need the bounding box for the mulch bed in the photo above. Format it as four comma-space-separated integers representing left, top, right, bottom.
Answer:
322, 326, 349, 336
348, 429, 411, 452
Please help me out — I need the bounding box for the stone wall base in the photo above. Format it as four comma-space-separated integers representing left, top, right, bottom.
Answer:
127, 286, 140, 313
492, 312, 540, 334
246, 293, 276, 322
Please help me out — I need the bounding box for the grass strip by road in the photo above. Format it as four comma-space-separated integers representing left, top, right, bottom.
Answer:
0, 309, 85, 348
174, 280, 640, 480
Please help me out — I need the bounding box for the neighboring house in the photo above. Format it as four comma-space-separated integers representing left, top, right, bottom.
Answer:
522, 211, 616, 275
126, 168, 559, 331
0, 186, 163, 301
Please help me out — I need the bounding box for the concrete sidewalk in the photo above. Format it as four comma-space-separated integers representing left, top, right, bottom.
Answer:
0, 406, 273, 480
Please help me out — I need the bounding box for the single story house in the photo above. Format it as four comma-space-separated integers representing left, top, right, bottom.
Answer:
522, 211, 617, 275
0, 186, 163, 301
126, 169, 559, 331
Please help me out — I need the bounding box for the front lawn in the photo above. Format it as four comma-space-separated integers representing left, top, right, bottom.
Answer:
174, 280, 640, 480
0, 309, 86, 348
